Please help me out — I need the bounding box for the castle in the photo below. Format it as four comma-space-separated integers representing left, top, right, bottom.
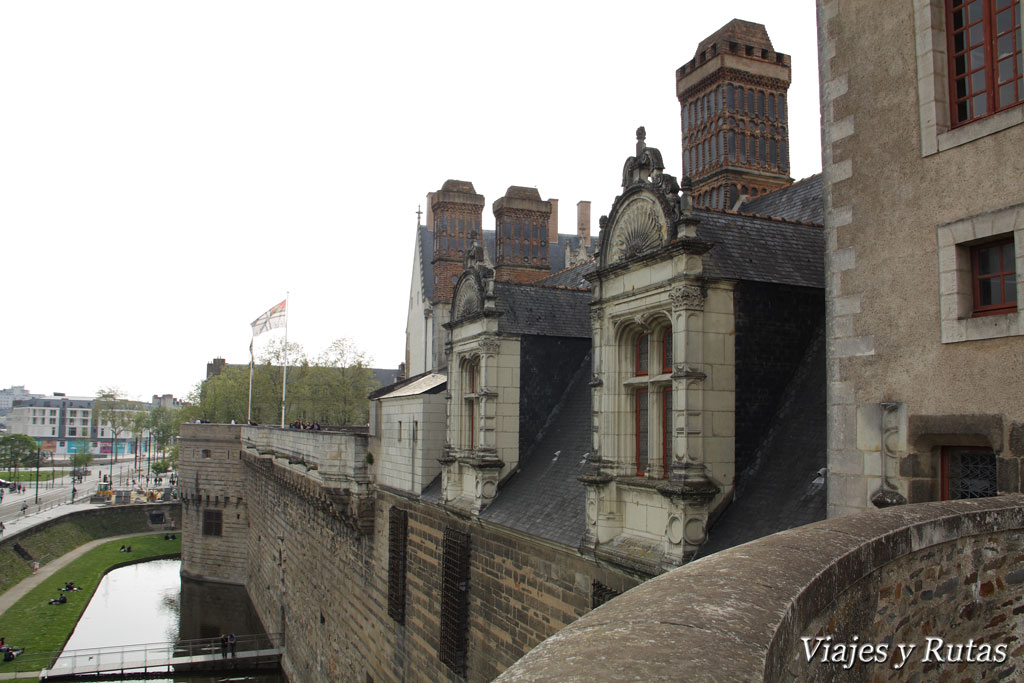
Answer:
179, 7, 1024, 680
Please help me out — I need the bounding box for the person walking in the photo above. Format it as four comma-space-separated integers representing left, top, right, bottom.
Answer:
0, 521, 5, 536
220, 634, 228, 658
20, 503, 28, 516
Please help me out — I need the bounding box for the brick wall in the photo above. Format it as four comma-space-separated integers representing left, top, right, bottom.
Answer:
733, 282, 824, 480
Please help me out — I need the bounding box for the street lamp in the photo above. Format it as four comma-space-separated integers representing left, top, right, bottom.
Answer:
34, 447, 41, 504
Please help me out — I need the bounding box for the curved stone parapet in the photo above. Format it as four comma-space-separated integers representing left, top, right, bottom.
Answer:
497, 495, 1024, 682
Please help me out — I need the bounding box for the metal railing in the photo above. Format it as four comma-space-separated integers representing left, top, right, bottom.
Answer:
0, 632, 282, 679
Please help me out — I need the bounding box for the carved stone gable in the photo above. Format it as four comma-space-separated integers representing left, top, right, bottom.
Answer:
610, 194, 666, 262
453, 278, 482, 321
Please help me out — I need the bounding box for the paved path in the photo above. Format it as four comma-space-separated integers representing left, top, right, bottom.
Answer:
0, 532, 146, 617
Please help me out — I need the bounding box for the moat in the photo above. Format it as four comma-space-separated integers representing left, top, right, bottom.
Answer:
58, 559, 285, 683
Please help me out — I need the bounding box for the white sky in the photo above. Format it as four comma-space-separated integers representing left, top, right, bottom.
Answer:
1, 1, 821, 402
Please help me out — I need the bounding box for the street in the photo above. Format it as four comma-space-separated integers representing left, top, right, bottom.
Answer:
0, 457, 140, 526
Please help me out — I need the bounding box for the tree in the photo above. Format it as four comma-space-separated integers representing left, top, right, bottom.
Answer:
70, 451, 94, 479
193, 337, 380, 426
132, 411, 150, 470
93, 388, 140, 482
148, 406, 181, 456
0, 433, 38, 477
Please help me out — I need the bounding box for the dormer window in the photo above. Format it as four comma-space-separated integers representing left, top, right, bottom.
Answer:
629, 326, 674, 478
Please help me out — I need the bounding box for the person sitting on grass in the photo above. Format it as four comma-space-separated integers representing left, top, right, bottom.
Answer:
120, 545, 126, 552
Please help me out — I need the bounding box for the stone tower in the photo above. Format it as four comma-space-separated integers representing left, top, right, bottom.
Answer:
430, 180, 485, 304
676, 20, 793, 209
492, 186, 553, 283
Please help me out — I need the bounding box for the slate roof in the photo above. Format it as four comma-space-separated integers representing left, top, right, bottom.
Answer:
695, 209, 824, 289
694, 323, 826, 558
417, 224, 599, 302
740, 174, 824, 225
479, 353, 592, 546
493, 282, 591, 338
536, 259, 599, 290
371, 368, 403, 388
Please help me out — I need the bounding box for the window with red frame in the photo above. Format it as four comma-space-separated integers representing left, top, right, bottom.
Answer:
636, 390, 649, 475
947, 0, 1024, 127
662, 388, 672, 478
972, 237, 1017, 315
662, 328, 673, 373
636, 334, 649, 375
941, 447, 997, 499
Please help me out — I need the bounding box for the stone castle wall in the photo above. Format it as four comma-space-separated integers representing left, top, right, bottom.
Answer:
181, 424, 639, 682
180, 423, 249, 584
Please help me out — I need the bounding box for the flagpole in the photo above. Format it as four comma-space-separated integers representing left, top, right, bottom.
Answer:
280, 292, 289, 428
247, 334, 255, 423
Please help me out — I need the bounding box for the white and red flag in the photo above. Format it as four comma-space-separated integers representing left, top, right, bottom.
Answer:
251, 300, 287, 336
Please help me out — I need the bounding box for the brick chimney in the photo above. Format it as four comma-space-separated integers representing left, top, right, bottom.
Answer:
577, 200, 591, 248
425, 192, 435, 230
430, 180, 484, 303
548, 198, 559, 246
493, 186, 552, 284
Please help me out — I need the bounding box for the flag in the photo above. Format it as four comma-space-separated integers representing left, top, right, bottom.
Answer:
251, 300, 287, 336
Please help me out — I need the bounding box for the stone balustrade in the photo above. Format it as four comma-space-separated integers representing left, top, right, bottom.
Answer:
497, 495, 1024, 682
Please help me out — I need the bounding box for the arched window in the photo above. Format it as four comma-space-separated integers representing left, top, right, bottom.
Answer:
726, 84, 735, 111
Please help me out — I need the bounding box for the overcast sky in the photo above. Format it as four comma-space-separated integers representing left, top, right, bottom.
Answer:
2, 1, 821, 402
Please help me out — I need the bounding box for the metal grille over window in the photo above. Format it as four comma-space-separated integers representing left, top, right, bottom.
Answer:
591, 581, 622, 609
202, 509, 222, 536
439, 527, 470, 676
945, 449, 998, 499
387, 507, 408, 623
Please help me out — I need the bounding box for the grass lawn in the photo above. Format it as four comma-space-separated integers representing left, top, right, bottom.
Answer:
1, 470, 69, 483
0, 532, 180, 668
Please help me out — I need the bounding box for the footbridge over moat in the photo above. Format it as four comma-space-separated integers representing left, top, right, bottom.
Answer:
0, 633, 283, 681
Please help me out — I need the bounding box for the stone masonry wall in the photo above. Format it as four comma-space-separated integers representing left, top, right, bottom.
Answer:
236, 446, 638, 682
496, 496, 1024, 683
789, 528, 1024, 681
180, 423, 249, 584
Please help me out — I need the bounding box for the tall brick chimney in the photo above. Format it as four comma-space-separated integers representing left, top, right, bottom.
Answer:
548, 198, 559, 246
493, 186, 552, 284
577, 200, 591, 248
430, 180, 484, 304
425, 192, 435, 230
676, 19, 792, 210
